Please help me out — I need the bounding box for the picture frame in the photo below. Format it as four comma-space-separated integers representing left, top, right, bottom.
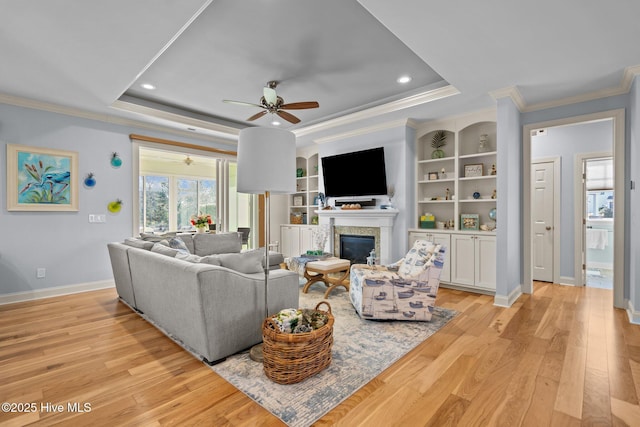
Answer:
6, 144, 79, 211
464, 164, 484, 177
293, 195, 304, 206
428, 171, 439, 180
461, 214, 480, 230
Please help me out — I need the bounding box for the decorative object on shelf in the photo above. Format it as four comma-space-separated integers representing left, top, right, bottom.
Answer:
296, 168, 305, 177
366, 248, 376, 266
440, 168, 447, 179
384, 185, 395, 208
311, 215, 319, 225
489, 207, 497, 221
491, 189, 497, 199
107, 199, 123, 213
490, 164, 497, 175
110, 152, 122, 168
190, 213, 212, 232
420, 213, 435, 229
290, 212, 304, 224
446, 188, 451, 200
461, 213, 480, 230
473, 191, 481, 199
7, 144, 79, 212
428, 171, 439, 180
318, 192, 326, 208
83, 172, 96, 188
293, 195, 303, 206
478, 134, 490, 153
341, 203, 362, 210
464, 164, 484, 177
430, 130, 447, 159
480, 223, 496, 231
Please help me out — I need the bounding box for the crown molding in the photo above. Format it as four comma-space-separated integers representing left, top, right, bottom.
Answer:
312, 118, 416, 145
0, 92, 237, 146
489, 86, 525, 111
293, 85, 460, 138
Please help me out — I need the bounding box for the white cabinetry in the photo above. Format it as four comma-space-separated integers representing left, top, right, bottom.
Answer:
408, 230, 451, 283
450, 233, 496, 291
280, 224, 316, 258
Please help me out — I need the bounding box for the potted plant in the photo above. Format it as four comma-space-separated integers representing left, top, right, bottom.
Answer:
431, 130, 447, 159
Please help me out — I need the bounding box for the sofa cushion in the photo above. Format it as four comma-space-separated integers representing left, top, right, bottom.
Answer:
168, 237, 191, 255
199, 255, 222, 266
124, 238, 154, 250
217, 249, 264, 274
398, 240, 441, 278
175, 252, 204, 263
151, 243, 180, 257
193, 232, 242, 256
140, 232, 177, 242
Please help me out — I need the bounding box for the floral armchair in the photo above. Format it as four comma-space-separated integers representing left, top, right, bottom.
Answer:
349, 240, 445, 321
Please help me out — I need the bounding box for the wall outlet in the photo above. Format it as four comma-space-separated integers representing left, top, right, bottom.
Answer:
36, 268, 46, 279
89, 214, 107, 223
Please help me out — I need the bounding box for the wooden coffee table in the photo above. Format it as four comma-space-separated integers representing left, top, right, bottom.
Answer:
302, 258, 351, 298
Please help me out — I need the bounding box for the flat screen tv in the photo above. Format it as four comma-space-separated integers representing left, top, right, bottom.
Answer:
321, 147, 387, 198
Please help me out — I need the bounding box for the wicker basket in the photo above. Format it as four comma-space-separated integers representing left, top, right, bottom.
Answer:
262, 301, 334, 384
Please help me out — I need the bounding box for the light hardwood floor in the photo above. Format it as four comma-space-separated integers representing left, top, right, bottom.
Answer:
1, 282, 639, 426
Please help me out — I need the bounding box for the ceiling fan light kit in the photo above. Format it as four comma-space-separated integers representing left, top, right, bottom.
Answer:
223, 81, 319, 124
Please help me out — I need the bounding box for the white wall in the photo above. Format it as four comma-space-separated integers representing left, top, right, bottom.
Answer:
629, 76, 640, 320
0, 103, 233, 298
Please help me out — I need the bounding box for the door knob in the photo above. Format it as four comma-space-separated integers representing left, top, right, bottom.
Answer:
546, 226, 551, 230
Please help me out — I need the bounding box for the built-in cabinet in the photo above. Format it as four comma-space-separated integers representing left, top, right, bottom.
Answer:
411, 111, 498, 294
408, 230, 496, 293
280, 224, 316, 258
289, 154, 320, 225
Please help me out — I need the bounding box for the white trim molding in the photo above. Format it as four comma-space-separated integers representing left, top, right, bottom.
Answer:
494, 284, 522, 307
0, 280, 115, 306
628, 299, 640, 325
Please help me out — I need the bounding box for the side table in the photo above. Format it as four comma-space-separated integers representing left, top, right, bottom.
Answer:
302, 258, 351, 298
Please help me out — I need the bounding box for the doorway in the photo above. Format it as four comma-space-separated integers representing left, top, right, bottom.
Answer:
582, 156, 614, 289
523, 109, 625, 308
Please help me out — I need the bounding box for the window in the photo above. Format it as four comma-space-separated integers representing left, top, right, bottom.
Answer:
585, 157, 614, 219
134, 143, 254, 240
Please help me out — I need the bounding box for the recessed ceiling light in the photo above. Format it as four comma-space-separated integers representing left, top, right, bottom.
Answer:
141, 83, 156, 90
397, 75, 412, 84
271, 120, 281, 126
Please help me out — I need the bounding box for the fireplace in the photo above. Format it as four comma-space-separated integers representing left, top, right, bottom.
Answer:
339, 234, 375, 264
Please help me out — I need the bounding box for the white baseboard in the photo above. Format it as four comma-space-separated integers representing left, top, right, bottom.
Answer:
493, 285, 522, 307
0, 280, 115, 305
559, 276, 576, 286
627, 299, 640, 325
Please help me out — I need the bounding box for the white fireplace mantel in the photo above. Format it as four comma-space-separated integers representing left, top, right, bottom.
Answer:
316, 208, 399, 264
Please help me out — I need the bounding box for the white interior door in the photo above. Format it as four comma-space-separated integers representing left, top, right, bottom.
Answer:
531, 161, 555, 282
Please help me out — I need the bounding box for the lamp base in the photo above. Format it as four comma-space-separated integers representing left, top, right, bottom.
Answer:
249, 342, 264, 363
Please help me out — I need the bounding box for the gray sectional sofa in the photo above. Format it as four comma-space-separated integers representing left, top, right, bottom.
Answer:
107, 232, 299, 364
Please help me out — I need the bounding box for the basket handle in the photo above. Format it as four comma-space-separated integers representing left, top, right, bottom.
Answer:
315, 300, 332, 314
264, 316, 280, 331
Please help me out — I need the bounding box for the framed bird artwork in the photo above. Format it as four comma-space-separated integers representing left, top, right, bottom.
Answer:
6, 144, 78, 211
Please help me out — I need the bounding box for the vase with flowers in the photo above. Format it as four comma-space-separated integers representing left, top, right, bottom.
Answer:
190, 213, 212, 233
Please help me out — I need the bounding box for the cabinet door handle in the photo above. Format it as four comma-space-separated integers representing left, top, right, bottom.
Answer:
546, 226, 552, 231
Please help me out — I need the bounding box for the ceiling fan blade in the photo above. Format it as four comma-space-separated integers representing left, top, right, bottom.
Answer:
223, 99, 263, 108
246, 110, 268, 121
280, 101, 319, 110
263, 86, 277, 105
276, 110, 301, 124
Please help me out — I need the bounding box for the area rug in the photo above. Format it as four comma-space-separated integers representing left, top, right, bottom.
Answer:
210, 286, 458, 427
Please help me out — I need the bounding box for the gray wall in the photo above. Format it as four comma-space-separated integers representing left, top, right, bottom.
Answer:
0, 103, 232, 297
531, 120, 613, 280
630, 77, 640, 316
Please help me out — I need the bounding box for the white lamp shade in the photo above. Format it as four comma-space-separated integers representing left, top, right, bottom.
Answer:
237, 127, 296, 194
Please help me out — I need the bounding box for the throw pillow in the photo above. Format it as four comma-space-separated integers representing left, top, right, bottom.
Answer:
168, 237, 191, 255
123, 238, 154, 250
175, 252, 203, 263
217, 249, 263, 274
140, 232, 177, 242
192, 232, 242, 256
151, 243, 180, 257
398, 240, 441, 278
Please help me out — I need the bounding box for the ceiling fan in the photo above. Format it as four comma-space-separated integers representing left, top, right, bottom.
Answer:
223, 81, 319, 124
